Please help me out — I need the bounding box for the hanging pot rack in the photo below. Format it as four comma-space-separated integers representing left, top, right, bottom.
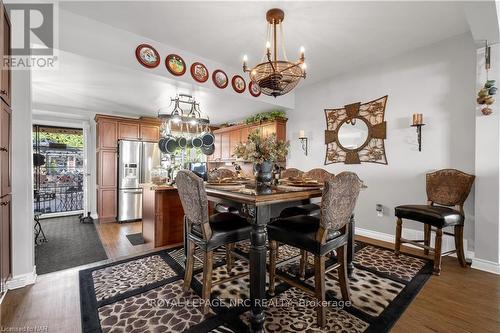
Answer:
158, 94, 210, 126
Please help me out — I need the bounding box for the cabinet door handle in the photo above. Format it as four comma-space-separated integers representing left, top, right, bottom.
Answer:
0, 90, 6, 95
0, 201, 9, 206
0, 147, 7, 152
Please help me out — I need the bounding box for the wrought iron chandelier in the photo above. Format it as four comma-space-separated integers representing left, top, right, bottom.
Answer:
242, 8, 306, 98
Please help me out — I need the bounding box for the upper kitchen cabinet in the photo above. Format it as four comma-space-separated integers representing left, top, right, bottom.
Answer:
221, 131, 231, 160
140, 124, 160, 142
118, 122, 139, 140
209, 119, 287, 162
96, 118, 118, 149
0, 4, 10, 107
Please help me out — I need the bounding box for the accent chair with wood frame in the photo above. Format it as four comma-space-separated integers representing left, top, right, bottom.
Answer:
268, 172, 363, 327
176, 170, 251, 314
394, 169, 475, 275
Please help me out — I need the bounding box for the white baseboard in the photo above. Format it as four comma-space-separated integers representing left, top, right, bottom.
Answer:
471, 258, 500, 275
355, 226, 474, 261
6, 266, 37, 290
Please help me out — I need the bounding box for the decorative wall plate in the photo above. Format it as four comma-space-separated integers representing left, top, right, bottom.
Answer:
324, 95, 388, 165
232, 75, 246, 93
190, 62, 209, 83
212, 69, 228, 89
249, 81, 261, 97
135, 44, 160, 68
165, 54, 186, 76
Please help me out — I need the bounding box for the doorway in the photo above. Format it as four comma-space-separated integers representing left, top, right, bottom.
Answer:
32, 125, 107, 274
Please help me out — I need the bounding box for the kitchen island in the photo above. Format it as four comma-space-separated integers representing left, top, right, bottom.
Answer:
141, 184, 185, 247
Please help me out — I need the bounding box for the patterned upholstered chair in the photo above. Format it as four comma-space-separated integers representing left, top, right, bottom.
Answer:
279, 168, 336, 279
176, 170, 251, 313
279, 168, 335, 218
268, 172, 363, 327
395, 169, 475, 275
281, 167, 303, 179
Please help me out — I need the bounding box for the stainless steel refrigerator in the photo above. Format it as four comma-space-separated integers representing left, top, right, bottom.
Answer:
118, 140, 160, 222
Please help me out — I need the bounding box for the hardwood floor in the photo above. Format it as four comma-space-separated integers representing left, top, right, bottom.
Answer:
1, 236, 499, 332
94, 220, 154, 259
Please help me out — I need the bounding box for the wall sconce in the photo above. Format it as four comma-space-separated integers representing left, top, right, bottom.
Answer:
299, 129, 308, 156
411, 113, 425, 152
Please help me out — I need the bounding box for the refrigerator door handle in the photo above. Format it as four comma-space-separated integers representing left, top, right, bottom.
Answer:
122, 190, 143, 194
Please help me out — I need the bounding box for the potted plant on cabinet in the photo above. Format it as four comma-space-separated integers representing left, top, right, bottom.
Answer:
233, 130, 289, 191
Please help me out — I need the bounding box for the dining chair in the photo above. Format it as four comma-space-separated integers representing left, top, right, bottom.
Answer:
281, 167, 303, 179
176, 170, 251, 314
279, 168, 335, 218
394, 169, 475, 275
279, 168, 335, 279
268, 172, 363, 327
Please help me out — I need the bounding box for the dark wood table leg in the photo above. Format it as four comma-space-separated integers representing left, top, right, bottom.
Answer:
247, 204, 269, 333
347, 213, 355, 278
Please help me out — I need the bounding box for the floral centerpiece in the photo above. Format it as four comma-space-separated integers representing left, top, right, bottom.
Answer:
233, 130, 289, 185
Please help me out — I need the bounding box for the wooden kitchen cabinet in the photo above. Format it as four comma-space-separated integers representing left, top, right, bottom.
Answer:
208, 132, 222, 161
209, 119, 287, 162
240, 126, 250, 143
0, 194, 11, 294
0, 1, 12, 297
0, 4, 10, 107
118, 122, 139, 140
140, 124, 159, 142
97, 119, 117, 149
98, 150, 117, 188
0, 101, 10, 196
229, 129, 241, 157
97, 189, 117, 222
221, 132, 231, 159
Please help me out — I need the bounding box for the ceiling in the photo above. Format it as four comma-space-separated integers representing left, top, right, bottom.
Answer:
33, 1, 477, 123
61, 1, 471, 85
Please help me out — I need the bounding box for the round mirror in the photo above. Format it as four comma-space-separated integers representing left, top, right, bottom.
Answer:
338, 119, 369, 150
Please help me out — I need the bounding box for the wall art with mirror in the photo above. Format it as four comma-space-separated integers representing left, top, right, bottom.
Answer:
324, 95, 388, 165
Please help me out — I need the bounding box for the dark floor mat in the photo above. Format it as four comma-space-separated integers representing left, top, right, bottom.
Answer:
126, 233, 145, 246
35, 215, 108, 274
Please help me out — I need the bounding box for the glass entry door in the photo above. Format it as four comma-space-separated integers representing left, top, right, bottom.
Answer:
33, 125, 85, 215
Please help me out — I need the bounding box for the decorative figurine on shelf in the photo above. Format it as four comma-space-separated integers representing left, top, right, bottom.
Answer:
477, 41, 496, 116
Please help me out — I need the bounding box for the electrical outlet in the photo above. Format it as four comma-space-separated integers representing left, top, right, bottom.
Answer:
376, 204, 383, 217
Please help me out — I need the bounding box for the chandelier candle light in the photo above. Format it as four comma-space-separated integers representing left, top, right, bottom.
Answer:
242, 8, 306, 97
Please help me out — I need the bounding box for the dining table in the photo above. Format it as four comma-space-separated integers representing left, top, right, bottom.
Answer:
204, 184, 357, 333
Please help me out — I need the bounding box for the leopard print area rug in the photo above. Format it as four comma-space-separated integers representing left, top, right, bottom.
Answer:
79, 241, 432, 333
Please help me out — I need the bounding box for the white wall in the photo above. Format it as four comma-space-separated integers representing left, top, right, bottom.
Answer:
288, 33, 476, 250
8, 68, 36, 287
473, 44, 500, 273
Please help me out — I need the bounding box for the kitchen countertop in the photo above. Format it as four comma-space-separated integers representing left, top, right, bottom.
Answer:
141, 183, 177, 191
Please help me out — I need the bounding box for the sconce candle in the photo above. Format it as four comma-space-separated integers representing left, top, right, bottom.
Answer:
298, 130, 308, 156
412, 113, 423, 125
410, 114, 425, 152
